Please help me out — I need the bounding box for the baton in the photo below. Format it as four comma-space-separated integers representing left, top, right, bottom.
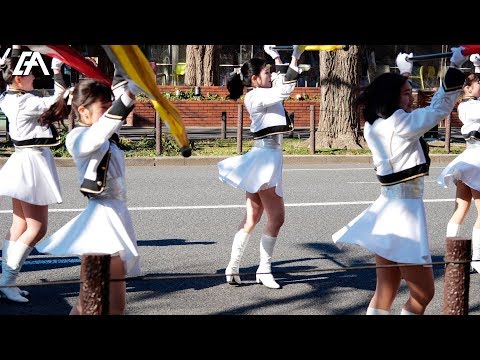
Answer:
271, 45, 349, 51
409, 52, 452, 61
409, 45, 480, 62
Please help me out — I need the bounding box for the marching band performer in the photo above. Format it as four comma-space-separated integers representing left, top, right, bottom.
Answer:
332, 48, 468, 314
0, 46, 66, 303
217, 45, 303, 289
437, 53, 480, 273
35, 67, 142, 315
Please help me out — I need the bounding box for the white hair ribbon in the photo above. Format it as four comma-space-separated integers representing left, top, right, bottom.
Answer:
63, 86, 74, 105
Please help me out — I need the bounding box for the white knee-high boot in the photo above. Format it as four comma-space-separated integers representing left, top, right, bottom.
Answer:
1, 240, 29, 297
471, 228, 480, 273
0, 241, 33, 303
446, 222, 461, 237
366, 307, 390, 315
225, 229, 251, 285
256, 234, 281, 289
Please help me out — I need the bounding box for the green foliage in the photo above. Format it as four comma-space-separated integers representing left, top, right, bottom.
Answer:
162, 89, 229, 101
121, 134, 186, 157
135, 93, 151, 103
137, 89, 244, 102
202, 92, 227, 101
190, 138, 252, 156
286, 93, 321, 102
0, 139, 11, 149
50, 126, 70, 157
138, 89, 318, 102
0, 134, 467, 157
0, 139, 13, 157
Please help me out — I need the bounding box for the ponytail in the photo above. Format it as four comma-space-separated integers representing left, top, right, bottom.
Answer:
37, 89, 70, 127
226, 57, 267, 101
226, 72, 244, 100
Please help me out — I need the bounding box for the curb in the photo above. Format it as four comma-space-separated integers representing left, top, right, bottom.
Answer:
0, 154, 460, 167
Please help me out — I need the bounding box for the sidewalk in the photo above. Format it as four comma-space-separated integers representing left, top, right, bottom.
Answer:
115, 126, 464, 166
0, 127, 464, 167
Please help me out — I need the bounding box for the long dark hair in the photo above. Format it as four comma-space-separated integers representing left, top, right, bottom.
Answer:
38, 79, 113, 127
357, 72, 409, 125
464, 72, 479, 87
2, 56, 68, 127
1, 57, 20, 85
226, 57, 267, 100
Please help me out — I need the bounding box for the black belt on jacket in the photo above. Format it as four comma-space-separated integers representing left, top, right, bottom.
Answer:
12, 125, 60, 148
376, 163, 429, 186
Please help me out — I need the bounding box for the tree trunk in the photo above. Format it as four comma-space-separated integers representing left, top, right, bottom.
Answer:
203, 45, 218, 86
185, 45, 197, 86
315, 45, 366, 149
185, 45, 213, 87
184, 45, 221, 87
193, 46, 205, 86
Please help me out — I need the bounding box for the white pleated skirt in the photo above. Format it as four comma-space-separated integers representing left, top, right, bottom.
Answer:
436, 144, 480, 191
332, 177, 431, 264
0, 147, 62, 205
36, 197, 141, 277
218, 146, 284, 197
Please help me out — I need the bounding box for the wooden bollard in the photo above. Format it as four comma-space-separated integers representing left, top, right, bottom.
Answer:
237, 104, 243, 154
309, 105, 315, 154
444, 114, 451, 154
443, 237, 470, 315
80, 255, 111, 315
155, 111, 163, 155
221, 112, 227, 139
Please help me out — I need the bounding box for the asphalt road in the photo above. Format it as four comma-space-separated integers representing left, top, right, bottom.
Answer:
0, 161, 478, 316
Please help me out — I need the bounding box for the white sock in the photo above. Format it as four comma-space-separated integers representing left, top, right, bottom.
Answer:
366, 307, 390, 315
446, 222, 460, 237
401, 308, 419, 315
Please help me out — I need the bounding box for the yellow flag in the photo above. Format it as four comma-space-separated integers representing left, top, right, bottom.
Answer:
106, 45, 191, 157
300, 45, 347, 51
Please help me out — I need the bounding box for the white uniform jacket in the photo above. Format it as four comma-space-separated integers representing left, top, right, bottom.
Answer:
66, 92, 134, 197
0, 73, 66, 147
365, 85, 462, 185
245, 64, 299, 139
458, 97, 480, 141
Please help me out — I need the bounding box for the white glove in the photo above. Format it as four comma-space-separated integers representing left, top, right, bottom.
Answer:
51, 57, 64, 71
292, 45, 304, 59
395, 52, 413, 75
263, 45, 280, 60
450, 46, 468, 68
470, 53, 480, 67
